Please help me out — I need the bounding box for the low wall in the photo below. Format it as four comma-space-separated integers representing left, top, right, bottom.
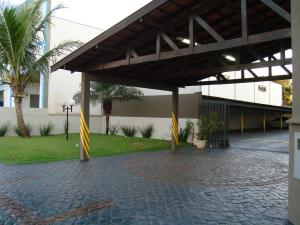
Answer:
109, 116, 197, 140
0, 108, 103, 137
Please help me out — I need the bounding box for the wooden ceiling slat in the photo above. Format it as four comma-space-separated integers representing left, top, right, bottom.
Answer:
52, 0, 291, 87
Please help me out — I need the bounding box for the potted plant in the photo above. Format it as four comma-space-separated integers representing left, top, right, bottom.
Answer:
193, 112, 221, 149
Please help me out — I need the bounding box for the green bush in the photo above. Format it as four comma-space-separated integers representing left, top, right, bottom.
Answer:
178, 120, 193, 143
140, 124, 154, 139
121, 125, 137, 137
0, 121, 9, 137
197, 112, 223, 140
39, 122, 54, 136
14, 124, 32, 137
109, 125, 119, 135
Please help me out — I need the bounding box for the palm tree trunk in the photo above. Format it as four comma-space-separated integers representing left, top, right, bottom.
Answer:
14, 97, 30, 137
105, 114, 110, 135
103, 99, 112, 135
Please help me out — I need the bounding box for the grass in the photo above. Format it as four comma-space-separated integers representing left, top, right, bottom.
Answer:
0, 134, 178, 164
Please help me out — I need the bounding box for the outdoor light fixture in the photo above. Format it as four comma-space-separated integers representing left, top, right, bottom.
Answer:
62, 99, 75, 141
223, 54, 236, 62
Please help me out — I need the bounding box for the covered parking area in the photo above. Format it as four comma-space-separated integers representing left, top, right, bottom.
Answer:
52, 0, 300, 224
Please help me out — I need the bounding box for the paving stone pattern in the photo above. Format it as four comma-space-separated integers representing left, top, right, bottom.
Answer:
0, 131, 293, 225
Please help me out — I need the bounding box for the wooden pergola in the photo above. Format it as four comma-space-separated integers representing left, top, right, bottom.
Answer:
51, 0, 291, 161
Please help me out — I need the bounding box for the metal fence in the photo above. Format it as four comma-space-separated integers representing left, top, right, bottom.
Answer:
202, 99, 230, 148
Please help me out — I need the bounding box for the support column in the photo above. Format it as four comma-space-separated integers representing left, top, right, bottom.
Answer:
289, 0, 300, 224
80, 73, 90, 161
240, 108, 244, 134
280, 113, 283, 130
171, 88, 179, 151
263, 110, 266, 132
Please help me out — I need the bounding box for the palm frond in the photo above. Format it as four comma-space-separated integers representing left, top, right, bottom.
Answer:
33, 3, 65, 34
73, 81, 144, 106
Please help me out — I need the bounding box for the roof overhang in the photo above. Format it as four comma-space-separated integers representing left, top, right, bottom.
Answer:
52, 0, 292, 90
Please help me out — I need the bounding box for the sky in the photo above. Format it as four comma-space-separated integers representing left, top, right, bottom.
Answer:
10, 0, 152, 30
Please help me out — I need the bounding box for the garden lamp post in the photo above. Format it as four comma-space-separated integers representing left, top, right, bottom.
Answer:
62, 99, 74, 140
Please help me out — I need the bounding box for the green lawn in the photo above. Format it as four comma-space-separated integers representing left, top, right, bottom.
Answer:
0, 134, 174, 164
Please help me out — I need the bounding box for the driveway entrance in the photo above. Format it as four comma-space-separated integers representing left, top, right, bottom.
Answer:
230, 130, 289, 153
0, 131, 292, 225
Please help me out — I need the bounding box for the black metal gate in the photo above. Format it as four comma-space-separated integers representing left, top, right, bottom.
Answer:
202, 98, 230, 148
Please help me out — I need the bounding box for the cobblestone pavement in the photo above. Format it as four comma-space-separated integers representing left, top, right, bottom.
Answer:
0, 131, 293, 225
230, 130, 289, 153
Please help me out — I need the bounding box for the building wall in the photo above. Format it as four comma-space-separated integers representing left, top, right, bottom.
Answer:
48, 17, 103, 115
109, 93, 288, 139
0, 86, 12, 107
200, 76, 282, 106
0, 108, 103, 137
109, 116, 197, 140
0, 83, 40, 108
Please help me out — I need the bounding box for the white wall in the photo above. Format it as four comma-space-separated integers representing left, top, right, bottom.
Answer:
109, 116, 197, 140
48, 17, 103, 115
140, 78, 282, 106
0, 108, 103, 137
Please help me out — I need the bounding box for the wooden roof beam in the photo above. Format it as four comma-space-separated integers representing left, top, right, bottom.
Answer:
87, 72, 178, 91
196, 74, 292, 86
193, 14, 224, 42
259, 0, 291, 23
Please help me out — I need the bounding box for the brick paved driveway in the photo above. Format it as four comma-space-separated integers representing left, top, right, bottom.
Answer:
0, 131, 293, 225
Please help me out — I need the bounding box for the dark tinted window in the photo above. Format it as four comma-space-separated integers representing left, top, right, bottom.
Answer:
0, 91, 3, 107
30, 94, 39, 108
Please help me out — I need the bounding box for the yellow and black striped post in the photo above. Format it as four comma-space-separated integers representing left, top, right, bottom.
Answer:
80, 73, 91, 161
172, 89, 179, 151
80, 110, 90, 160
172, 112, 179, 146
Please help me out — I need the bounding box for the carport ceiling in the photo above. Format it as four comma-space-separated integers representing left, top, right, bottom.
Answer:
51, 0, 292, 90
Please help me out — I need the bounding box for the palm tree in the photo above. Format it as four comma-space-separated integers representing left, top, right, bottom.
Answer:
0, 0, 81, 137
74, 82, 143, 135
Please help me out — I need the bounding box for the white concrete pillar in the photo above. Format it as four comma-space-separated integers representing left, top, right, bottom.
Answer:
289, 1, 300, 224
39, 0, 51, 108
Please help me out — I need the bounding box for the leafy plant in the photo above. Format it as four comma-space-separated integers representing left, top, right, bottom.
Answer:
0, 121, 9, 137
197, 112, 222, 140
140, 124, 154, 139
15, 123, 32, 137
39, 122, 54, 136
121, 125, 137, 137
178, 120, 193, 143
109, 124, 119, 135
74, 82, 143, 135
0, 1, 80, 137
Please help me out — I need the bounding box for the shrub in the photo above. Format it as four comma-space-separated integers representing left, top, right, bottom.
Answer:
178, 120, 193, 143
109, 125, 119, 135
39, 122, 54, 136
121, 125, 137, 137
14, 124, 32, 137
0, 121, 9, 137
140, 124, 154, 138
197, 112, 223, 140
